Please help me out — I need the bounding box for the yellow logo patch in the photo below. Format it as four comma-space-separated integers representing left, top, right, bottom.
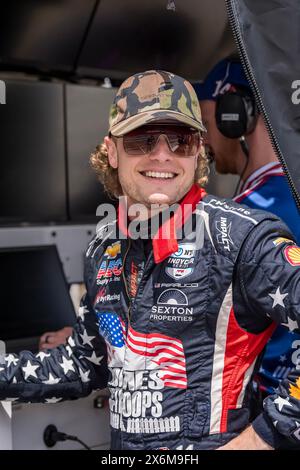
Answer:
273, 237, 294, 247
104, 242, 121, 259
284, 246, 300, 266
290, 377, 300, 400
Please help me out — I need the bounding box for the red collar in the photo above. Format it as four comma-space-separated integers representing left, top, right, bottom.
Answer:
118, 184, 206, 263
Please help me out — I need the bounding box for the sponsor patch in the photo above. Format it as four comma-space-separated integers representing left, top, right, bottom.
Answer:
129, 260, 144, 299
273, 237, 295, 247
215, 217, 234, 251
154, 282, 199, 288
94, 291, 121, 306
284, 246, 300, 266
289, 377, 300, 400
165, 243, 196, 280
96, 257, 123, 285
151, 288, 193, 322
158, 289, 188, 306
104, 241, 121, 259
209, 198, 251, 216
97, 310, 186, 434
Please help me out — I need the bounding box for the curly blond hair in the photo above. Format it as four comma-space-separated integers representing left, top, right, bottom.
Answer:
90, 140, 209, 198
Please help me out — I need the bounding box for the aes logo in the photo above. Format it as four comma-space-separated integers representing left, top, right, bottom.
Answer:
0, 80, 6, 104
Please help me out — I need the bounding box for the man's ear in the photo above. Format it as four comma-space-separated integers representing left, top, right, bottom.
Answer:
104, 135, 118, 169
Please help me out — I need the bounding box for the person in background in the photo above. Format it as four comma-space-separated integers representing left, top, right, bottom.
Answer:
39, 283, 86, 350
195, 58, 300, 447
39, 327, 73, 350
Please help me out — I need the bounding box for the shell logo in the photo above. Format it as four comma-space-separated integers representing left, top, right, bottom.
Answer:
284, 246, 300, 266
289, 377, 300, 400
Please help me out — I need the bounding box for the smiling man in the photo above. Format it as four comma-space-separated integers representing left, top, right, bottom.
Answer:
0, 70, 300, 451
100, 70, 208, 210
105, 124, 200, 208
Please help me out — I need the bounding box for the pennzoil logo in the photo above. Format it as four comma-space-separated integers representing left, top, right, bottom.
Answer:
273, 237, 295, 247
284, 246, 300, 266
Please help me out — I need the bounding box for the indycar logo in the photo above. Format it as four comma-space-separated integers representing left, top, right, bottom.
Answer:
165, 243, 196, 280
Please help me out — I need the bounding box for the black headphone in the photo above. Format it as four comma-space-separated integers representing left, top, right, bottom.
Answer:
215, 86, 258, 139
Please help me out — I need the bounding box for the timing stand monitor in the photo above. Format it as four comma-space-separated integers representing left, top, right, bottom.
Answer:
0, 245, 77, 353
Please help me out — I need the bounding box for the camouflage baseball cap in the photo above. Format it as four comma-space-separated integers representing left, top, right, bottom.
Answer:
109, 70, 206, 136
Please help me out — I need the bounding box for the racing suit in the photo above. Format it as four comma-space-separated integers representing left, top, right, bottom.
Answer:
235, 162, 300, 397
0, 184, 300, 450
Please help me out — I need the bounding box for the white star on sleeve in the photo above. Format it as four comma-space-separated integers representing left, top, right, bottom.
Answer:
78, 305, 89, 321
36, 352, 51, 362
80, 330, 95, 348
43, 373, 61, 385
282, 317, 298, 332
45, 397, 62, 403
65, 345, 73, 357
0, 367, 4, 372
59, 356, 75, 375
68, 336, 76, 348
279, 355, 287, 363
22, 361, 40, 380
5, 354, 18, 367
274, 396, 293, 412
85, 352, 103, 365
79, 369, 91, 383
268, 287, 288, 308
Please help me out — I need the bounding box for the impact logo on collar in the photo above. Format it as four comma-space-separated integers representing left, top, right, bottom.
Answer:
165, 243, 196, 280
215, 217, 233, 251
284, 246, 300, 266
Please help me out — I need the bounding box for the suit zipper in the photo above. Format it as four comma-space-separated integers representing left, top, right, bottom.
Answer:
122, 239, 132, 321
122, 240, 154, 324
